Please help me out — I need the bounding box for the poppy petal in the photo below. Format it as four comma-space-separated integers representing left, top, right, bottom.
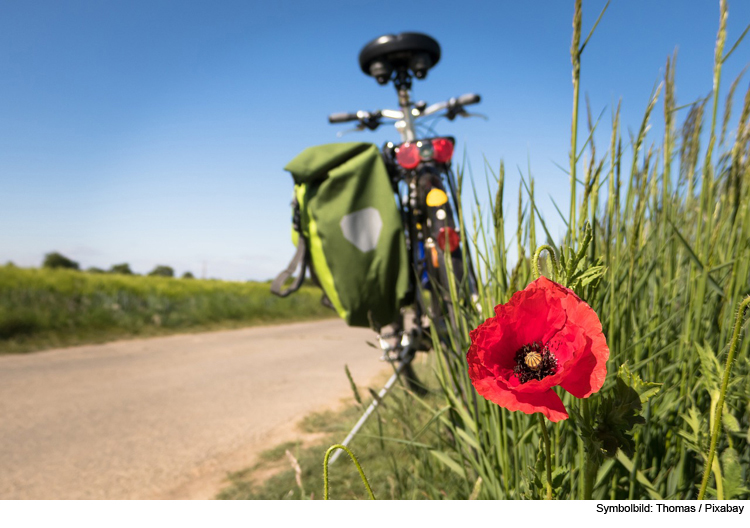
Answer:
471, 313, 521, 374
555, 287, 609, 397
472, 376, 569, 422
558, 332, 608, 397
467, 276, 608, 422
496, 278, 567, 347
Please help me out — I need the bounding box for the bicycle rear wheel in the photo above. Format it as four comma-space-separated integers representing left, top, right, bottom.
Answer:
417, 165, 474, 334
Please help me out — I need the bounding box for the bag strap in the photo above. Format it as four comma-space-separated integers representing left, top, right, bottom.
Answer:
308, 260, 335, 309
270, 236, 308, 297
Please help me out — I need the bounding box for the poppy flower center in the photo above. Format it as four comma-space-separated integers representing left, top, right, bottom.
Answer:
513, 342, 558, 383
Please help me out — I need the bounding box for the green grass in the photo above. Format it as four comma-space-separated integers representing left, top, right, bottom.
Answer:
406, 0, 750, 500
224, 0, 750, 500
217, 360, 465, 500
256, 441, 302, 463
0, 265, 334, 354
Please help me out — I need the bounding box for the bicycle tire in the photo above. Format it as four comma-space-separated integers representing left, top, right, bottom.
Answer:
419, 165, 472, 335
398, 358, 429, 396
387, 163, 474, 396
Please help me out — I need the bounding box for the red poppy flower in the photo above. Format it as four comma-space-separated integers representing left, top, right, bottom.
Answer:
466, 276, 609, 422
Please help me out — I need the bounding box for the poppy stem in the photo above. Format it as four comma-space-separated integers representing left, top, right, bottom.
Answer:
697, 296, 750, 500
532, 245, 561, 282
538, 413, 553, 499
323, 444, 376, 500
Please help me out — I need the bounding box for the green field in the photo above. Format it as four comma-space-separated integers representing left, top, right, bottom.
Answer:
0, 265, 334, 354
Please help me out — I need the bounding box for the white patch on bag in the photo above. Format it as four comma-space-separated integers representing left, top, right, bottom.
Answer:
340, 207, 383, 252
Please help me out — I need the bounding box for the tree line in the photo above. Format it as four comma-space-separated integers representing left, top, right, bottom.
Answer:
41, 252, 195, 279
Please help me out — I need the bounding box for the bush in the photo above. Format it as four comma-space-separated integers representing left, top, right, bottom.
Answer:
109, 263, 134, 275
182, 271, 195, 279
42, 252, 79, 270
148, 265, 174, 278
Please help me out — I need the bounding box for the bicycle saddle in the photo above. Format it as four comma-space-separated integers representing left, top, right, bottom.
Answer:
359, 32, 441, 84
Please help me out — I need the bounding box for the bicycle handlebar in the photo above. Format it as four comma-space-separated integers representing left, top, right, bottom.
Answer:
456, 93, 480, 106
328, 92, 481, 127
328, 112, 359, 124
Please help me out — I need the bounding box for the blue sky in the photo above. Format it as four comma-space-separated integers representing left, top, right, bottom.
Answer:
1, 0, 749, 280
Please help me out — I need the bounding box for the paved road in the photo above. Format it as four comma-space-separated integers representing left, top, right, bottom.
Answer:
0, 320, 388, 499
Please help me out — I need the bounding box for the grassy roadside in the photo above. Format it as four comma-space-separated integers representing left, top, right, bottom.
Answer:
0, 265, 334, 354
216, 358, 463, 500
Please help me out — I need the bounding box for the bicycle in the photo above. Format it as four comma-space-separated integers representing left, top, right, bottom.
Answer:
325, 32, 483, 462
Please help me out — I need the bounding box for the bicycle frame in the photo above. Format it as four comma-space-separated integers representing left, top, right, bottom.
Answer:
326, 34, 481, 463
395, 84, 418, 142
334, 77, 480, 352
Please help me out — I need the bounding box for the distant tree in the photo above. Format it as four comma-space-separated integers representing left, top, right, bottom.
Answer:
181, 271, 195, 279
43, 252, 79, 270
148, 265, 174, 278
87, 267, 105, 274
109, 263, 134, 275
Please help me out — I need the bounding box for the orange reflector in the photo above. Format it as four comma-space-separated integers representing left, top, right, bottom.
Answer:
431, 246, 439, 268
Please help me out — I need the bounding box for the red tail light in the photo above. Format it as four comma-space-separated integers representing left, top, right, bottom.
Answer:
395, 142, 420, 169
432, 138, 454, 163
395, 138, 453, 169
437, 227, 460, 253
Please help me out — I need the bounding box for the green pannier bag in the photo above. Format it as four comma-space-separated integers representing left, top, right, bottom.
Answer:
271, 142, 410, 328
